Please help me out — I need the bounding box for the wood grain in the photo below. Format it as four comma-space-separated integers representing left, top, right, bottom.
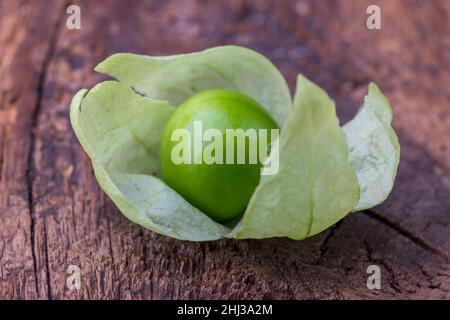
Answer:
0, 0, 449, 299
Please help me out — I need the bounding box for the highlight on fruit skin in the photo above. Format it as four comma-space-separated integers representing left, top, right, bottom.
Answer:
70, 45, 400, 241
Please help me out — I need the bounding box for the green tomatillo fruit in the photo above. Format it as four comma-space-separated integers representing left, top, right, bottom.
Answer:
160, 89, 278, 222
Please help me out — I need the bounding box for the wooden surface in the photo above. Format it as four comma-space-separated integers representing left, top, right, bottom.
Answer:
0, 0, 449, 299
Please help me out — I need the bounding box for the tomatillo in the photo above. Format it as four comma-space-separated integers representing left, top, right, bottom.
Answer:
160, 89, 278, 222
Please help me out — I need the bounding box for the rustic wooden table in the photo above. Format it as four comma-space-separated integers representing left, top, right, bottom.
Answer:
0, 0, 449, 299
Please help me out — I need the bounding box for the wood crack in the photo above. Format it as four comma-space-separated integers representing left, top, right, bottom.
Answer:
417, 265, 450, 293
43, 220, 52, 299
363, 240, 400, 295
0, 239, 5, 262
314, 219, 344, 265
364, 209, 450, 261
26, 3, 67, 299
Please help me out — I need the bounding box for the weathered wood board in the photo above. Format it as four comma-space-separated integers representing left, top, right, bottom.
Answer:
0, 0, 449, 299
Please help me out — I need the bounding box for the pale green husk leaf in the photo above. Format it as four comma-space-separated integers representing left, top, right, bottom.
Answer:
70, 81, 229, 240
232, 75, 360, 239
343, 83, 400, 211
95, 46, 292, 126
